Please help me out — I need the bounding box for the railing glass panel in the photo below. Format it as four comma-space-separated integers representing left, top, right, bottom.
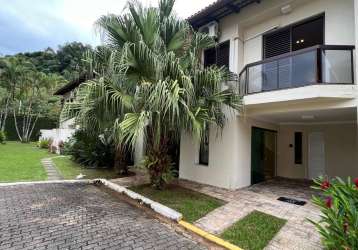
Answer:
322, 49, 353, 84
239, 45, 355, 95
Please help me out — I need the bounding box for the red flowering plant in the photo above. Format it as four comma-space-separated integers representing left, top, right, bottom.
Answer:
308, 177, 358, 250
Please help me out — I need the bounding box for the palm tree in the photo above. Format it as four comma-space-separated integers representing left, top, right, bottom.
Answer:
64, 0, 241, 188
61, 47, 135, 174
0, 57, 31, 132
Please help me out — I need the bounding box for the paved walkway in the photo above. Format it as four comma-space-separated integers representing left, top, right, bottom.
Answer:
41, 158, 63, 180
0, 183, 206, 250
178, 179, 323, 250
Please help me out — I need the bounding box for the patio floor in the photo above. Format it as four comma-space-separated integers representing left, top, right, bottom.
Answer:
177, 178, 323, 250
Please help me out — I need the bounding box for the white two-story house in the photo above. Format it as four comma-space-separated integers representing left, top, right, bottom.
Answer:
179, 0, 358, 189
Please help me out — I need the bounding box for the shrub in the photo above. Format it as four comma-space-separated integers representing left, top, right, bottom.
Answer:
309, 177, 358, 250
38, 138, 51, 149
65, 130, 115, 168
0, 131, 6, 144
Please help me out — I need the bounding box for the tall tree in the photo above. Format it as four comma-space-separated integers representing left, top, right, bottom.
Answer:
61, 47, 134, 174
57, 42, 92, 80
63, 0, 242, 188
0, 57, 30, 132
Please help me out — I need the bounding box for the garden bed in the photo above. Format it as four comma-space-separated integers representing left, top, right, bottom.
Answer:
52, 156, 130, 180
130, 184, 225, 223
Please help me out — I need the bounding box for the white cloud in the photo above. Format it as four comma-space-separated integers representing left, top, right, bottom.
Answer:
0, 0, 216, 54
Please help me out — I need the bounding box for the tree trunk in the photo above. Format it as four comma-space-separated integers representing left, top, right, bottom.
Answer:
146, 137, 173, 190
114, 145, 128, 175
0, 97, 10, 132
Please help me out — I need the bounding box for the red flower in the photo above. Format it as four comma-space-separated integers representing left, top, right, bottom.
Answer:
321, 180, 330, 190
325, 197, 333, 208
354, 178, 358, 188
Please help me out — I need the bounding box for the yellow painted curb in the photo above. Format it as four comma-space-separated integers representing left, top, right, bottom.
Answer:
178, 220, 243, 250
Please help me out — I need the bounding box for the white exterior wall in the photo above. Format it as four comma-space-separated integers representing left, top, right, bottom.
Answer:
277, 123, 358, 179
179, 0, 358, 189
179, 116, 277, 189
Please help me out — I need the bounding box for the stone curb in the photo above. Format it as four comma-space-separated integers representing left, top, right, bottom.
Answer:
96, 179, 183, 222
179, 220, 243, 250
0, 180, 92, 187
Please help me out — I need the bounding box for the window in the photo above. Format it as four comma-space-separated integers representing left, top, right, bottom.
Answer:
263, 15, 324, 59
204, 41, 230, 68
294, 132, 303, 164
199, 129, 209, 165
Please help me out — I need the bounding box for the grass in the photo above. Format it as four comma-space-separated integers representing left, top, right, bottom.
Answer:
0, 141, 51, 182
52, 156, 120, 180
220, 210, 287, 250
130, 184, 225, 223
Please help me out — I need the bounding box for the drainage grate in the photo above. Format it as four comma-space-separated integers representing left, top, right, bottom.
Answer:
277, 197, 306, 206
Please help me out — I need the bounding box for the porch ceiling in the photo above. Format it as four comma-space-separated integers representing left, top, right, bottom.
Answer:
250, 107, 357, 124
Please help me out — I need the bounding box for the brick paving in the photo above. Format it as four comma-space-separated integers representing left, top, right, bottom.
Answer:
41, 158, 63, 180
0, 183, 206, 250
178, 178, 323, 250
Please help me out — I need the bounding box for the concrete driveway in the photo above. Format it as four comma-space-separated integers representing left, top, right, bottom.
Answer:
0, 183, 206, 250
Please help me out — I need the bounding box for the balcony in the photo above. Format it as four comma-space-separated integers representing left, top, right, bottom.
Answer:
238, 45, 355, 95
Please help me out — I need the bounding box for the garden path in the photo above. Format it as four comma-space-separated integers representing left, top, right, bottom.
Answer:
41, 158, 63, 180
177, 178, 323, 250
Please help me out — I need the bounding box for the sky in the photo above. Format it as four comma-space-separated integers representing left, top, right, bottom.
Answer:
0, 0, 216, 56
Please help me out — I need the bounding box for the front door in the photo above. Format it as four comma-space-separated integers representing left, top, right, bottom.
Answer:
308, 132, 325, 179
251, 128, 277, 184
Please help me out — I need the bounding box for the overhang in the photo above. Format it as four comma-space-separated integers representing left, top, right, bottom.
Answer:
53, 74, 91, 96
187, 0, 261, 28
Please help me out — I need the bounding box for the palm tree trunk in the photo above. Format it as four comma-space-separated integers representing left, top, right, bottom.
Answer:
114, 145, 128, 175
146, 136, 172, 189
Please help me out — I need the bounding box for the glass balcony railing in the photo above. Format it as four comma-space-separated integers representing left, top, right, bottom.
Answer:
238, 45, 355, 95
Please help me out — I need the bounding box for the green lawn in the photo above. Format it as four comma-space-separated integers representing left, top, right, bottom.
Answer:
52, 156, 120, 180
0, 141, 51, 182
220, 210, 287, 250
130, 184, 225, 223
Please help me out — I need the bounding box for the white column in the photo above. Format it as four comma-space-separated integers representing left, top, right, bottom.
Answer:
355, 0, 358, 165
355, 0, 358, 83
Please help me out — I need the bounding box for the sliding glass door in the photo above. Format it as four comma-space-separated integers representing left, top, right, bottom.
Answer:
251, 127, 277, 185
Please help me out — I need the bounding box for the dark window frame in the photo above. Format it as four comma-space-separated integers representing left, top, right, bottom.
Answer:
294, 132, 303, 165
204, 40, 230, 68
263, 13, 325, 59
199, 128, 209, 166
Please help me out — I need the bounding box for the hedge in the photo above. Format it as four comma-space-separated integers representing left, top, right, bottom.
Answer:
4, 116, 58, 141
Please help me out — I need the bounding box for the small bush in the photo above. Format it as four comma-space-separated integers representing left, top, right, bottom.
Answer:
38, 138, 51, 149
0, 131, 6, 144
309, 177, 358, 250
65, 130, 115, 168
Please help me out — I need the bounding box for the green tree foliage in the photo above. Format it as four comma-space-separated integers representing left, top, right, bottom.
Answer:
57, 42, 92, 80
0, 55, 67, 141
17, 42, 93, 80
20, 48, 60, 74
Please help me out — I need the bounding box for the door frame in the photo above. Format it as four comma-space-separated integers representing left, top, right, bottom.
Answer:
308, 131, 326, 179
251, 127, 278, 185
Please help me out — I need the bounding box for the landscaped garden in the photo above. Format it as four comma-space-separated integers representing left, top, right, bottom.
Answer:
0, 141, 120, 182
52, 156, 119, 180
